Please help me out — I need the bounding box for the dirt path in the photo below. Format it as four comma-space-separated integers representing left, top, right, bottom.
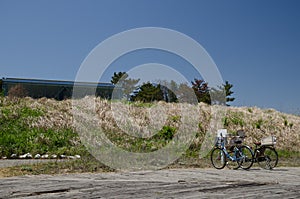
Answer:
0, 167, 299, 198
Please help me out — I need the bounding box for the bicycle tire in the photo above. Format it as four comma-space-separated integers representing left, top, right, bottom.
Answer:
237, 145, 254, 170
226, 150, 240, 170
257, 146, 278, 170
211, 147, 226, 169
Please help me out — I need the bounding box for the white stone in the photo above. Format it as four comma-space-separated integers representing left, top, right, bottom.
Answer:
26, 153, 33, 159
19, 153, 32, 159
34, 154, 41, 159
51, 154, 57, 159
19, 154, 27, 159
41, 154, 49, 159
10, 154, 17, 159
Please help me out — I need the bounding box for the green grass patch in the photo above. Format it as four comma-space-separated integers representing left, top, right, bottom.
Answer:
103, 125, 177, 153
276, 149, 300, 158
0, 97, 82, 157
0, 127, 81, 157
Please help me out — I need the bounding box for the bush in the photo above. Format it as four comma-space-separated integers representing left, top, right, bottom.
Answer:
8, 84, 28, 98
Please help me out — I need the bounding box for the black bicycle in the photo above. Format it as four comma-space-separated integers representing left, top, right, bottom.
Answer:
253, 136, 278, 170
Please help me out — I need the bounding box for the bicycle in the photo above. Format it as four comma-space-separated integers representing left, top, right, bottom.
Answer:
210, 133, 254, 170
253, 135, 278, 170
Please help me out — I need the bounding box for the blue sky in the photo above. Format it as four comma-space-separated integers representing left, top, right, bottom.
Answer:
0, 0, 300, 114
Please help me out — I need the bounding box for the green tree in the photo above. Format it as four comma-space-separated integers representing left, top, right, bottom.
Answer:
111, 72, 127, 85
191, 78, 211, 104
131, 82, 164, 102
158, 80, 178, 103
168, 80, 179, 103
211, 80, 235, 105
224, 81, 235, 105
191, 78, 235, 105
176, 83, 197, 104
111, 72, 140, 100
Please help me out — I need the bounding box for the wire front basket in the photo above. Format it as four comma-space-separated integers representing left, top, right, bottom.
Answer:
261, 136, 276, 146
215, 129, 246, 147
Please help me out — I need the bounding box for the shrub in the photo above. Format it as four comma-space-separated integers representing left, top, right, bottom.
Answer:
8, 84, 28, 98
254, 119, 264, 129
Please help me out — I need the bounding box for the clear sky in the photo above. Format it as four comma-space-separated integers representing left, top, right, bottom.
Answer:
0, 0, 300, 114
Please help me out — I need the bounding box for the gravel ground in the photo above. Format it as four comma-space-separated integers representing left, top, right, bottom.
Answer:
0, 167, 299, 198
0, 159, 67, 168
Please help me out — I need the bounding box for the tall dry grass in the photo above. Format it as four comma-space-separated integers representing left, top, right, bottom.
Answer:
2, 96, 300, 153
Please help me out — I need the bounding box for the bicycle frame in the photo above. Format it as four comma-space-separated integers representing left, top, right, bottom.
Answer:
253, 144, 277, 163
253, 143, 276, 156
250, 134, 278, 170
211, 133, 254, 170
216, 135, 240, 162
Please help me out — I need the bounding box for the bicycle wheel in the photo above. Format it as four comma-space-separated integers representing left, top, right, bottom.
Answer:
226, 151, 240, 170
237, 145, 254, 170
257, 146, 278, 170
211, 147, 226, 169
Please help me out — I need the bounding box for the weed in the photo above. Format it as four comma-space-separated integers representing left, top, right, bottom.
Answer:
231, 115, 244, 127
223, 117, 229, 127
223, 112, 245, 127
254, 119, 264, 129
198, 123, 204, 133
276, 149, 300, 158
284, 119, 288, 127
21, 166, 33, 172
171, 115, 181, 123
156, 126, 176, 140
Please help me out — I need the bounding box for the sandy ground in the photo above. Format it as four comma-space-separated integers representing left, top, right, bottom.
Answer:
0, 167, 299, 198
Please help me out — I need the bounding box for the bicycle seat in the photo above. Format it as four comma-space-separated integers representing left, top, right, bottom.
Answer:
254, 142, 261, 146
234, 140, 242, 144
237, 130, 246, 138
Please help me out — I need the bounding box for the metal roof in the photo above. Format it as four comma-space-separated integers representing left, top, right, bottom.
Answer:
2, 77, 114, 88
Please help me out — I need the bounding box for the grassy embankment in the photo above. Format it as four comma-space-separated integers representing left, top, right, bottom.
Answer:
0, 96, 299, 177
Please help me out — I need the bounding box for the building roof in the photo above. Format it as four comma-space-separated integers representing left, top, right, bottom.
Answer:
1, 77, 118, 100
1, 77, 114, 88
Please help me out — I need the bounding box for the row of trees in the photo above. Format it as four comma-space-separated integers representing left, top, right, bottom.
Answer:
111, 72, 235, 105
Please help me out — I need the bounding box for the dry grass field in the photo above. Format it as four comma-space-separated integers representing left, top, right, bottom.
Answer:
0, 96, 299, 176
28, 96, 300, 152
